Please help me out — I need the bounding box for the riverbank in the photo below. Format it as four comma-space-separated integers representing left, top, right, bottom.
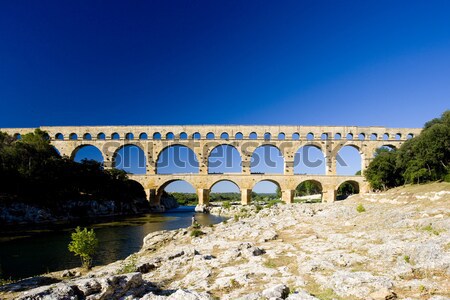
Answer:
2, 182, 450, 299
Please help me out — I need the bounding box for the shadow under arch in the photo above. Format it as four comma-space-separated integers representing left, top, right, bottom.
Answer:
71, 144, 104, 163
207, 144, 242, 174
294, 144, 325, 175
112, 144, 146, 174
250, 144, 284, 174
294, 179, 323, 203
156, 144, 199, 174
336, 180, 360, 200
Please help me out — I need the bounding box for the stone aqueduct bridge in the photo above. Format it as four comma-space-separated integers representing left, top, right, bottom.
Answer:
1, 125, 421, 205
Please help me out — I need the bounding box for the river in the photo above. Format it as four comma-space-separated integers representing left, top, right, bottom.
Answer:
0, 207, 226, 281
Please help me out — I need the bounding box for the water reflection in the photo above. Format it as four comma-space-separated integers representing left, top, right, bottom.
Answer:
0, 207, 226, 280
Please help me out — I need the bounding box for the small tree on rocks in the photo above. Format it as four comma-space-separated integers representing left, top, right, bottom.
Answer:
68, 227, 98, 269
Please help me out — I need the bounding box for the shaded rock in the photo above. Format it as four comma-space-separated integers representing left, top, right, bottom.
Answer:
262, 284, 290, 299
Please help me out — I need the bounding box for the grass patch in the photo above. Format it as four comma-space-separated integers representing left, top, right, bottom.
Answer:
266, 199, 282, 208
263, 259, 277, 268
356, 203, 366, 213
422, 224, 441, 235
403, 255, 411, 264
222, 201, 231, 209
117, 254, 137, 274
305, 279, 349, 300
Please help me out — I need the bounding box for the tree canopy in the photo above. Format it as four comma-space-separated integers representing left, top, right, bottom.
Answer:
365, 110, 450, 190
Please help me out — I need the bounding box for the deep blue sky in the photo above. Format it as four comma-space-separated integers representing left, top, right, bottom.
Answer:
1, 0, 449, 129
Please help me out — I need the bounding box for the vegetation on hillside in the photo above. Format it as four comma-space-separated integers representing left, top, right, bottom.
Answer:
365, 110, 450, 190
0, 129, 146, 208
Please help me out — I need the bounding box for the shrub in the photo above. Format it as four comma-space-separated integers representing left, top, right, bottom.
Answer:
356, 203, 366, 213
190, 229, 205, 237
403, 255, 410, 264
222, 201, 231, 209
68, 227, 98, 269
117, 254, 137, 274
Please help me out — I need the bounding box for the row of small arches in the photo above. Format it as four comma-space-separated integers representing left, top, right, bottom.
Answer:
50, 131, 415, 141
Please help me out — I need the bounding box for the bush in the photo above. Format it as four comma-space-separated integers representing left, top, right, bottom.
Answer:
356, 203, 366, 213
190, 229, 205, 237
68, 227, 98, 269
117, 254, 137, 274
222, 201, 231, 209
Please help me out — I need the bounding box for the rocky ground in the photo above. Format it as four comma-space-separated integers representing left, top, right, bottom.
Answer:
1, 182, 449, 300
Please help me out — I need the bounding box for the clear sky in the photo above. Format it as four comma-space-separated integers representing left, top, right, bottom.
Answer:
2, 1, 449, 193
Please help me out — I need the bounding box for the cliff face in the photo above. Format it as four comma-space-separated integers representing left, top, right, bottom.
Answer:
3, 183, 450, 300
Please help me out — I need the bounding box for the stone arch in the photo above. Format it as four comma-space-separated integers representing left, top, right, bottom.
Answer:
383, 133, 389, 140
69, 133, 78, 140
250, 144, 284, 174
179, 132, 188, 140
209, 179, 241, 191
71, 144, 104, 162
294, 144, 326, 175
97, 132, 106, 140
292, 133, 300, 140
111, 132, 120, 140
55, 133, 64, 140
156, 144, 199, 174
278, 132, 285, 140
407, 133, 414, 139
235, 132, 243, 140
294, 179, 323, 203
336, 145, 362, 176
139, 133, 148, 140
125, 132, 134, 140
192, 132, 201, 140
83, 133, 92, 140
264, 132, 271, 140
249, 132, 257, 140
336, 180, 360, 200
346, 133, 353, 140
252, 179, 282, 202
156, 179, 198, 202
370, 133, 377, 141
306, 132, 314, 140
358, 133, 365, 141
220, 132, 229, 140
166, 132, 175, 140
395, 133, 401, 140
207, 144, 242, 174
153, 132, 161, 140
206, 132, 215, 140
334, 133, 342, 140
112, 144, 146, 174
321, 133, 328, 140
13, 133, 21, 140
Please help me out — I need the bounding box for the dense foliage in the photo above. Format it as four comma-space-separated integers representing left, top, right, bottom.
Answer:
365, 110, 450, 190
0, 130, 145, 207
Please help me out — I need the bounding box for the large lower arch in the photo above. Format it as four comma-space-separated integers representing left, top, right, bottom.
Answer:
156, 145, 199, 174
155, 179, 198, 207
208, 144, 242, 174
294, 145, 325, 175
71, 145, 104, 164
250, 145, 284, 174
294, 180, 323, 203
251, 179, 281, 203
113, 144, 146, 174
209, 180, 241, 204
336, 145, 362, 175
336, 180, 360, 200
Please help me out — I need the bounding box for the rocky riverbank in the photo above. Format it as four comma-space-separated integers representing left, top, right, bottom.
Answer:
2, 182, 449, 300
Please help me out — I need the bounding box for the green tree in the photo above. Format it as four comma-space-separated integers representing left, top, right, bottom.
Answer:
68, 227, 98, 269
365, 148, 401, 190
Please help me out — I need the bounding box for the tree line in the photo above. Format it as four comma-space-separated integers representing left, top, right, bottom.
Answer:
365, 110, 450, 190
0, 129, 145, 208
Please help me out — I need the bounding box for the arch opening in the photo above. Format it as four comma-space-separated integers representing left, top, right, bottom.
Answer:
192, 132, 201, 140
97, 132, 106, 140
346, 133, 353, 140
249, 132, 257, 140
264, 132, 271, 140
55, 133, 64, 140
294, 145, 325, 175
206, 132, 215, 140
337, 180, 360, 200
321, 133, 328, 140
210, 180, 241, 204
113, 144, 146, 174
72, 145, 104, 165
208, 145, 241, 174
294, 180, 322, 203
69, 133, 78, 140
111, 133, 120, 140
370, 133, 377, 141
334, 133, 341, 140
235, 132, 243, 140
125, 133, 134, 140
83, 133, 92, 140
336, 145, 361, 175
252, 180, 281, 203
158, 180, 198, 206
166, 132, 175, 140
278, 133, 285, 140
292, 133, 300, 140
153, 132, 161, 140
250, 145, 284, 174
358, 133, 365, 141
306, 133, 314, 140
220, 132, 229, 140
139, 133, 148, 140
179, 132, 188, 140
156, 145, 199, 174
